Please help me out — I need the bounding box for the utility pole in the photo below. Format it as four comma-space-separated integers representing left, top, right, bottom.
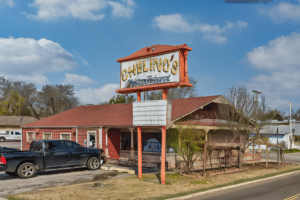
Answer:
290, 100, 292, 149
277, 127, 279, 170
252, 90, 262, 152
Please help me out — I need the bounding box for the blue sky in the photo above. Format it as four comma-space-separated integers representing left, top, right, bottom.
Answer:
1, 0, 300, 113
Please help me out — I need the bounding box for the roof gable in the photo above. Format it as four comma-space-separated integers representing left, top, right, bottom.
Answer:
171, 95, 226, 122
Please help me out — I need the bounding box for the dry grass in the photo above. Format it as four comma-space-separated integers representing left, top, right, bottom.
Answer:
8, 163, 300, 200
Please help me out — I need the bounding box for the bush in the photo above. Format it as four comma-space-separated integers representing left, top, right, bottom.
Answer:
283, 148, 300, 153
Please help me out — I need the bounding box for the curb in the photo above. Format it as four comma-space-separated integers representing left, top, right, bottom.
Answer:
168, 170, 300, 200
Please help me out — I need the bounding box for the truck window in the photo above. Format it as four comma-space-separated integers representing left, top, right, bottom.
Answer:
47, 141, 65, 151
10, 131, 13, 135
5, 131, 9, 135
30, 141, 43, 151
64, 141, 81, 149
15, 132, 21, 135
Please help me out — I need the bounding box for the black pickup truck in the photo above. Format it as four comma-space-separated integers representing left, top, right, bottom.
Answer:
0, 140, 104, 178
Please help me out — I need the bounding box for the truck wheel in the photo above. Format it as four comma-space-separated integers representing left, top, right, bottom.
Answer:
87, 157, 101, 170
0, 137, 5, 142
5, 172, 18, 176
17, 163, 36, 179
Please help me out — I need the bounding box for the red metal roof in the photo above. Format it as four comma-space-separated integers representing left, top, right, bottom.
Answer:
116, 44, 192, 63
22, 95, 221, 128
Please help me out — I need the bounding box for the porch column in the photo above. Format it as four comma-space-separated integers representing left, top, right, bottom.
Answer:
99, 127, 103, 149
137, 91, 142, 179
161, 88, 168, 185
76, 127, 78, 143
105, 128, 109, 157
129, 128, 135, 158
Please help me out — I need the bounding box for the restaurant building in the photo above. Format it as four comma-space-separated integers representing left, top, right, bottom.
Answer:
22, 44, 259, 184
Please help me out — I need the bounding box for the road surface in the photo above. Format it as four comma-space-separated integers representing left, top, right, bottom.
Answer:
185, 171, 300, 200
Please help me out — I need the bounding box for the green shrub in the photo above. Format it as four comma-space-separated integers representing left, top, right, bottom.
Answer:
283, 148, 300, 153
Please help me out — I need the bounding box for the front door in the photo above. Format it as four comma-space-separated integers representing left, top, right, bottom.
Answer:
87, 132, 96, 148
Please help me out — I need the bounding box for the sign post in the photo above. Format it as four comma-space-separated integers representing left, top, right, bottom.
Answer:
116, 44, 192, 184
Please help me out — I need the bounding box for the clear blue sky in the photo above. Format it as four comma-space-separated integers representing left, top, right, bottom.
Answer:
1, 0, 300, 113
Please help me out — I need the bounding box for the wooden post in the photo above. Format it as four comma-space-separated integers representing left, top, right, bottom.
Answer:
203, 144, 207, 175
203, 131, 207, 175
252, 139, 255, 166
266, 144, 268, 168
238, 147, 242, 168
137, 92, 142, 179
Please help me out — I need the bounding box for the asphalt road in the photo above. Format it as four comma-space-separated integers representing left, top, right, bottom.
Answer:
185, 171, 300, 200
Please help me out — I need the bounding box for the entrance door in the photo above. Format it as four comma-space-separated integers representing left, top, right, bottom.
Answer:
87, 131, 96, 148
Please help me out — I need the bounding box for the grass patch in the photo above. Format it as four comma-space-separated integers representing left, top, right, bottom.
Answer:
190, 179, 210, 185
155, 167, 300, 200
6, 196, 23, 200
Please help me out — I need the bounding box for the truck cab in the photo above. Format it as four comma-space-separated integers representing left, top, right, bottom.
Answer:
0, 130, 22, 142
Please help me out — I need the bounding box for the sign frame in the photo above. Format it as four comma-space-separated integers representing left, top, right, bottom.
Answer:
115, 44, 193, 94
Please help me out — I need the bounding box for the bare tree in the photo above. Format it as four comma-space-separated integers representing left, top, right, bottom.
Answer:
36, 84, 79, 116
219, 86, 269, 154
146, 77, 198, 100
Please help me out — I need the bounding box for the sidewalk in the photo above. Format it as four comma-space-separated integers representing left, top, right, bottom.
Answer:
103, 163, 159, 174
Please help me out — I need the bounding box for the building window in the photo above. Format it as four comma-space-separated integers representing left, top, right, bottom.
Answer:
43, 132, 52, 139
26, 131, 35, 143
60, 133, 71, 140
143, 138, 161, 153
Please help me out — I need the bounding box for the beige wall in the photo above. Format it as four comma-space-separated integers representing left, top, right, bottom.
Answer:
0, 127, 21, 132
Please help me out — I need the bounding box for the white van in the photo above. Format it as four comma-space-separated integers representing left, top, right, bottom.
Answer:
0, 130, 22, 142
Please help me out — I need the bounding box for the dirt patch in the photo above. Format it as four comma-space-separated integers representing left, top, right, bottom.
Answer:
8, 163, 300, 200
93, 171, 119, 181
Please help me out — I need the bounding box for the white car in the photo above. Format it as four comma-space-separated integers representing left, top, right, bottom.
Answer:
0, 131, 22, 142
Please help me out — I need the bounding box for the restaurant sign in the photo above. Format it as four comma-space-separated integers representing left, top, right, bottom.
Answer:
120, 51, 180, 89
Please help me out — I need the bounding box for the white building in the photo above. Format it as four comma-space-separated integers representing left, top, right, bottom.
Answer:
251, 119, 300, 150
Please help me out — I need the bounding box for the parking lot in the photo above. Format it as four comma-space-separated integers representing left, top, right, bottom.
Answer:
0, 166, 132, 197
0, 141, 21, 150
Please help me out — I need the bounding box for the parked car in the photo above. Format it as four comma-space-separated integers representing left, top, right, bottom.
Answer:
0, 131, 22, 142
0, 140, 104, 178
